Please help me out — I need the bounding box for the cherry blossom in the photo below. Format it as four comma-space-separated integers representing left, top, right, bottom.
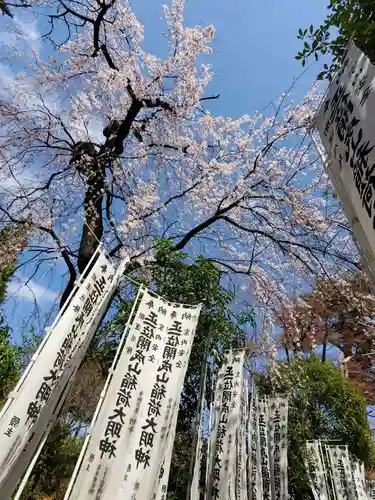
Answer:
0, 0, 357, 310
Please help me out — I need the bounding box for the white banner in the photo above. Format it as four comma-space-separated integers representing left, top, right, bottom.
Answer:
305, 441, 330, 500
352, 460, 368, 500
0, 250, 122, 499
248, 385, 262, 500
341, 446, 361, 500
151, 397, 179, 500
327, 445, 351, 499
205, 366, 225, 500
268, 398, 288, 500
315, 42, 375, 285
258, 396, 271, 500
207, 350, 245, 500
328, 445, 370, 500
152, 333, 197, 500
237, 377, 248, 500
367, 480, 375, 499
67, 289, 201, 499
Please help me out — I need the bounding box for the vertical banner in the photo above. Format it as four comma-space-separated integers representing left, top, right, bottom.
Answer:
367, 480, 375, 499
326, 445, 351, 500
248, 385, 262, 500
352, 460, 368, 499
150, 397, 179, 500
268, 398, 288, 500
305, 441, 330, 500
339, 446, 358, 500
0, 250, 123, 499
205, 364, 225, 500
327, 444, 369, 500
208, 350, 245, 500
153, 338, 199, 500
314, 42, 375, 288
258, 396, 271, 500
236, 377, 248, 500
67, 290, 201, 499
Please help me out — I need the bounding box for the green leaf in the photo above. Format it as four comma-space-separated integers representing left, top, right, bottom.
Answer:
299, 28, 303, 36
304, 42, 310, 50
302, 59, 306, 67
315, 52, 319, 61
295, 55, 302, 60
310, 24, 314, 34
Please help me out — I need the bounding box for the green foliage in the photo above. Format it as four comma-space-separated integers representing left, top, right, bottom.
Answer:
0, 265, 13, 304
0, 316, 21, 407
296, 0, 375, 80
20, 423, 83, 500
257, 355, 375, 499
0, 223, 29, 302
0, 225, 26, 407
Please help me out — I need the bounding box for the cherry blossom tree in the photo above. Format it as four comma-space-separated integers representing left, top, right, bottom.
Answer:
279, 270, 375, 402
0, 0, 357, 310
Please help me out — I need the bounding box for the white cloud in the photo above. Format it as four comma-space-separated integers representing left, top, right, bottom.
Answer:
0, 168, 35, 188
69, 115, 105, 144
13, 16, 41, 53
0, 62, 15, 91
7, 279, 59, 303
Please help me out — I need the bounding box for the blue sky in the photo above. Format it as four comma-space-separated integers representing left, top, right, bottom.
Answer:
133, 0, 329, 117
0, 0, 332, 340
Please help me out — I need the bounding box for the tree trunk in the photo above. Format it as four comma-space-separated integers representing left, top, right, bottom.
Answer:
77, 160, 105, 274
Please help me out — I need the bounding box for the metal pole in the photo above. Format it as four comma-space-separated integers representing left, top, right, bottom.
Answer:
0, 245, 103, 421
63, 285, 144, 499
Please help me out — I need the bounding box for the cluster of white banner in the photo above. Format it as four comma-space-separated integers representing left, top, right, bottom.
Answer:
0, 246, 202, 500
65, 287, 201, 499
305, 441, 370, 500
201, 350, 289, 500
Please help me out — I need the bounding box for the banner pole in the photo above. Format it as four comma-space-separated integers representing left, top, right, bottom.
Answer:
63, 284, 144, 500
